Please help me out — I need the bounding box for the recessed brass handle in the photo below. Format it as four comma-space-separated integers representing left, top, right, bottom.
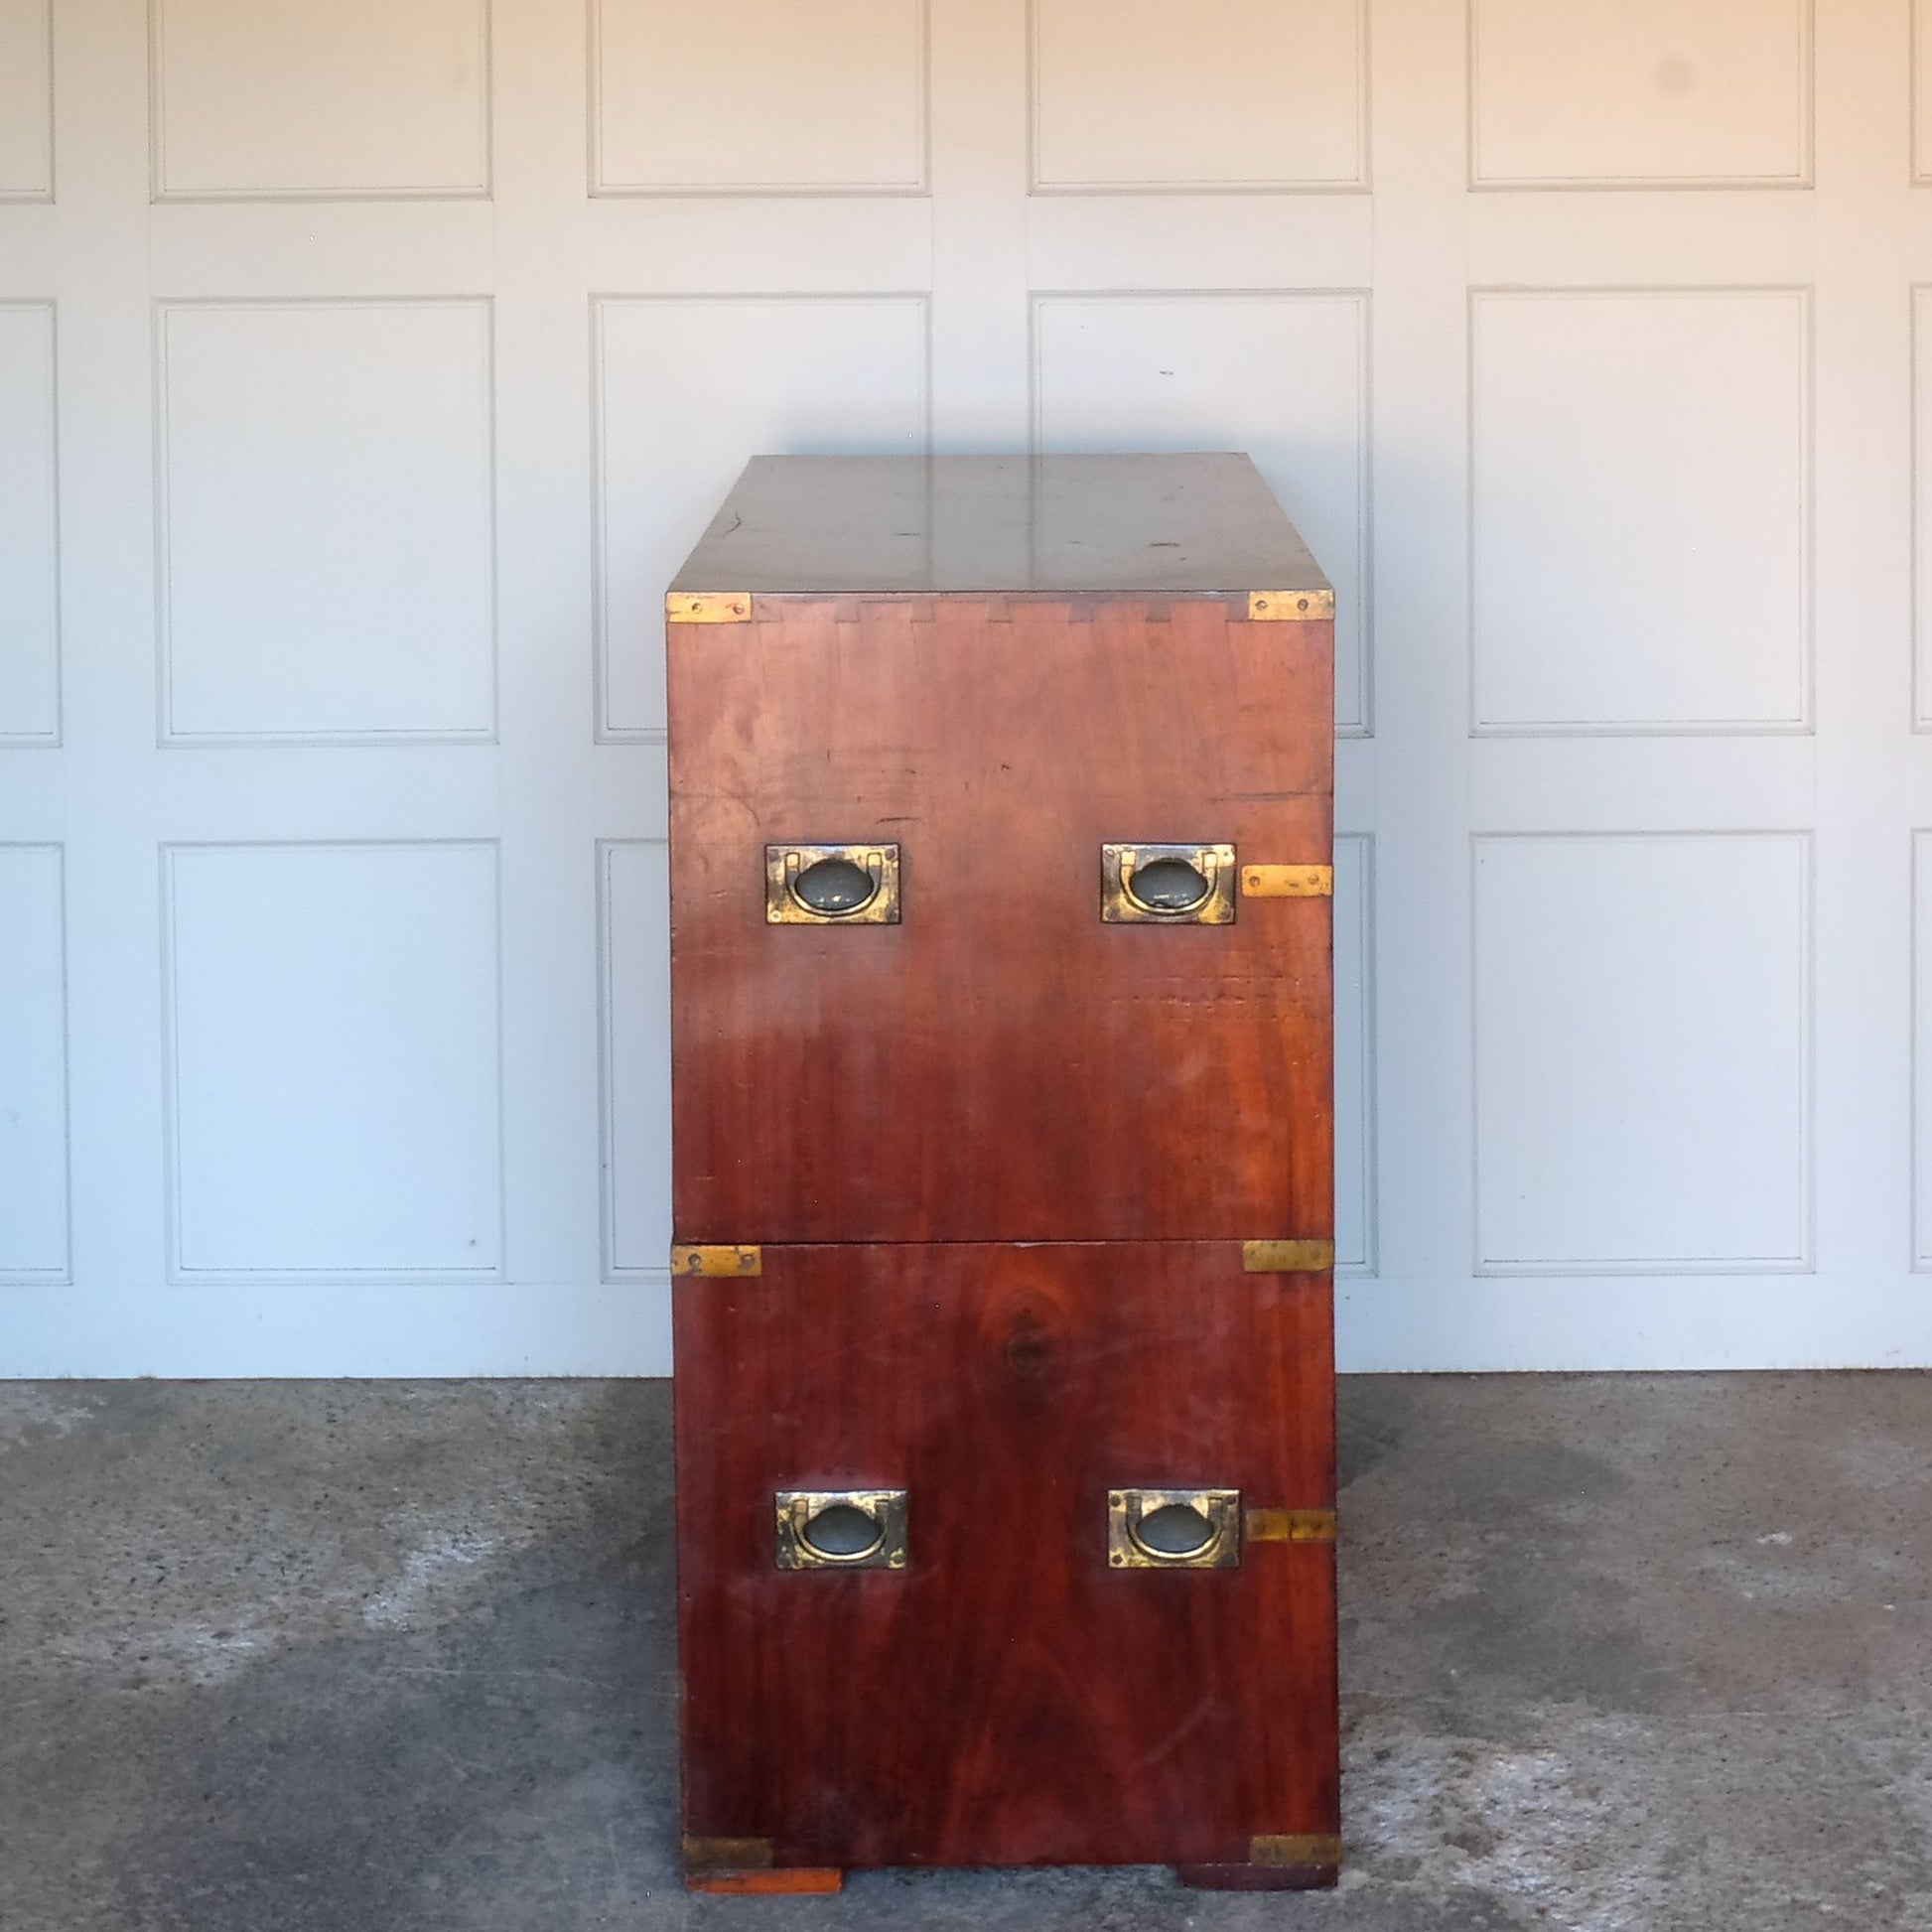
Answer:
1107, 1487, 1242, 1568
775, 1489, 908, 1570
1101, 843, 1237, 924
764, 843, 900, 924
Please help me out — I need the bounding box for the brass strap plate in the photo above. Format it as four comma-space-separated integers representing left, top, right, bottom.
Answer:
666, 592, 752, 624
670, 1243, 762, 1278
1241, 864, 1332, 898
1251, 1834, 1343, 1867
683, 1836, 772, 1872
1242, 1239, 1334, 1273
1244, 1507, 1338, 1545
1247, 590, 1334, 622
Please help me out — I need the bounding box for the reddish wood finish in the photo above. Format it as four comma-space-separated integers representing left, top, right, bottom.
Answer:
668, 593, 1334, 1245
674, 1243, 1338, 1872
669, 455, 1338, 1883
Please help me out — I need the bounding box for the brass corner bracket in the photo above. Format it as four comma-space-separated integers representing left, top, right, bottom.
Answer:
683, 1836, 772, 1873
666, 592, 752, 624
670, 1243, 762, 1278
1251, 1833, 1343, 1868
1247, 590, 1334, 622
681, 1839, 843, 1895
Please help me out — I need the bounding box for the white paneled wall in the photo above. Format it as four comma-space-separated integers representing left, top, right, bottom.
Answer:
5, 0, 1932, 1374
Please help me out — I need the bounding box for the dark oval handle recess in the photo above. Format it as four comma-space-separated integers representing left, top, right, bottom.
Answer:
799, 1500, 886, 1562
1131, 1500, 1219, 1560
1126, 856, 1211, 913
791, 856, 878, 915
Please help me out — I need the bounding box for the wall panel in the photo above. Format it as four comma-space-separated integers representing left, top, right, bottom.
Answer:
152, 0, 489, 198
1031, 0, 1364, 191
1918, 0, 1932, 182
1912, 832, 1932, 1271
157, 300, 495, 745
1471, 0, 1811, 188
592, 0, 927, 195
1917, 289, 1932, 729
1473, 833, 1810, 1274
0, 845, 68, 1282
163, 842, 502, 1280
0, 302, 59, 743
0, 0, 52, 200
1471, 288, 1809, 735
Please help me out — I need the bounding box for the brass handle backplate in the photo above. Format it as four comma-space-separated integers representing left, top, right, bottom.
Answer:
1101, 843, 1237, 924
775, 1489, 909, 1571
764, 843, 900, 925
1107, 1487, 1242, 1568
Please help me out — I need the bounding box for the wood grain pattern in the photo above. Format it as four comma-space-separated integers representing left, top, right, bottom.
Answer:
674, 1241, 1339, 1871
668, 592, 1334, 1244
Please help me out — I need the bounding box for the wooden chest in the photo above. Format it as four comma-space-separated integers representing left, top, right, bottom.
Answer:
666, 454, 1337, 1892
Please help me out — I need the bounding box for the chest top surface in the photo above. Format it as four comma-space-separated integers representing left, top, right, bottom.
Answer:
669, 453, 1327, 599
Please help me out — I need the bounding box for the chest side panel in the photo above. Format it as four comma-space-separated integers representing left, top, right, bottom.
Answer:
673, 1240, 1338, 1870
667, 595, 1334, 1244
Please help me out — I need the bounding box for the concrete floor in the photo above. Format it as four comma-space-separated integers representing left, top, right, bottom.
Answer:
3, 1375, 1929, 1931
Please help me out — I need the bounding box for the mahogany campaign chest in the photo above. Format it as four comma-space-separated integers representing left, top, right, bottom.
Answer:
666, 453, 1337, 1893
